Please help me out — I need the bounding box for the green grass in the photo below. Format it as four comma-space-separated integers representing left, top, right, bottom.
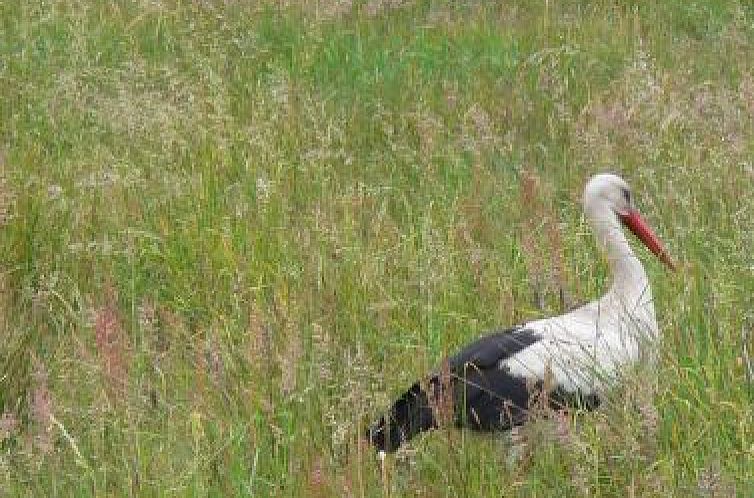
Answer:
0, 0, 753, 496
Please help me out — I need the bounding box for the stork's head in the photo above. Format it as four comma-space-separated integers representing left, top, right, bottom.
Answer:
584, 173, 676, 270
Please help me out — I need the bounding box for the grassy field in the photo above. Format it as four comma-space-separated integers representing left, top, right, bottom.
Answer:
0, 0, 753, 496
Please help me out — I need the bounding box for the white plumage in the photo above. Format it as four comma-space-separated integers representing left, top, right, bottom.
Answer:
504, 173, 664, 393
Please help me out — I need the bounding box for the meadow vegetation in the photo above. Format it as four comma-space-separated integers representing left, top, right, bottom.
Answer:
0, 1, 752, 496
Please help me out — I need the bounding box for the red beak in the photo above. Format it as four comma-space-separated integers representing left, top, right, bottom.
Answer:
618, 210, 676, 270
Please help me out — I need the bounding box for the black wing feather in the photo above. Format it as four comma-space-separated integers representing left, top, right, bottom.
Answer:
367, 327, 541, 452
450, 328, 540, 431
448, 327, 541, 369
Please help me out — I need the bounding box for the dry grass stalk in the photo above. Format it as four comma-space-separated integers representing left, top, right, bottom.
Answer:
247, 299, 270, 368
632, 375, 659, 454
30, 356, 53, 455
137, 299, 157, 340
427, 358, 454, 430
0, 151, 15, 228
205, 329, 225, 387
697, 463, 737, 498
156, 305, 185, 354
739, 72, 754, 116
272, 290, 303, 399
519, 170, 545, 309
519, 169, 570, 311
413, 107, 443, 159
508, 364, 582, 472
245, 299, 275, 418
199, 326, 231, 408
326, 345, 372, 453
0, 412, 18, 444
280, 323, 302, 398
741, 319, 753, 398
365, 0, 412, 17
94, 286, 130, 402
193, 330, 208, 409
461, 103, 497, 161
311, 322, 333, 383
545, 214, 572, 309
305, 455, 334, 498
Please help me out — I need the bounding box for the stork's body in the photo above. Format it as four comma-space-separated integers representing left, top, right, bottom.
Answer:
367, 174, 675, 453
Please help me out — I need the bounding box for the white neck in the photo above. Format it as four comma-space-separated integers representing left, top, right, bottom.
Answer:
585, 200, 652, 310
581, 197, 660, 370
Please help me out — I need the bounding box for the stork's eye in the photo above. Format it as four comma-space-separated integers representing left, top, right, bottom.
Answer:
622, 188, 631, 206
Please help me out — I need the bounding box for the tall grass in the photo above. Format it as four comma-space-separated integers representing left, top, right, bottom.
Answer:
0, 1, 752, 496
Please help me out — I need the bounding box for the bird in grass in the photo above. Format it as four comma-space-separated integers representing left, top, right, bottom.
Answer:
367, 173, 675, 454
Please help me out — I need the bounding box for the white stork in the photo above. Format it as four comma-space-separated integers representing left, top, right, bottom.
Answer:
367, 173, 675, 453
